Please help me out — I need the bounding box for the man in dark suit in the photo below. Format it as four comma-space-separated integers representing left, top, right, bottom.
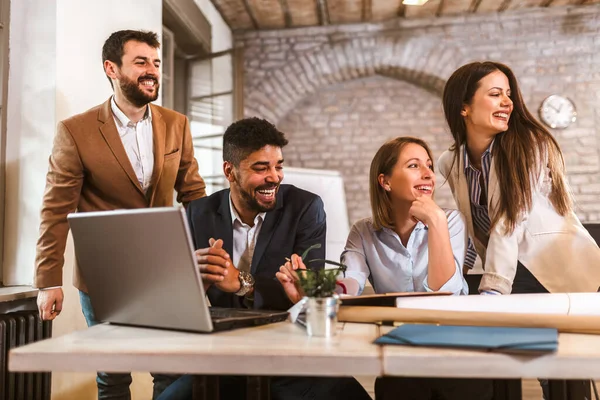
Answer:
187, 117, 325, 311
180, 117, 370, 400
188, 183, 325, 310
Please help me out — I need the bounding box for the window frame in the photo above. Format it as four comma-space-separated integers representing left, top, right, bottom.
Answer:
161, 25, 175, 110
0, 0, 11, 283
187, 48, 243, 193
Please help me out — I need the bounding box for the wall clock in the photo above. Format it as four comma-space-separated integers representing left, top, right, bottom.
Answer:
539, 94, 577, 129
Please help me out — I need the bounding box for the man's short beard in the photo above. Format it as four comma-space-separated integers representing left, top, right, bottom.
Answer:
119, 75, 159, 108
239, 187, 276, 213
235, 172, 278, 213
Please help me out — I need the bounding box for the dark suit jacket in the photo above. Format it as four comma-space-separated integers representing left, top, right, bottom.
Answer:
35, 98, 206, 291
187, 184, 326, 311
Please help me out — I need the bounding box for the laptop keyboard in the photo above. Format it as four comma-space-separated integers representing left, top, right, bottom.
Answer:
209, 307, 266, 320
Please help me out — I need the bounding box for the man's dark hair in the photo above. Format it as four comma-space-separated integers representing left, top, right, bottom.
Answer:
102, 30, 160, 87
223, 117, 289, 166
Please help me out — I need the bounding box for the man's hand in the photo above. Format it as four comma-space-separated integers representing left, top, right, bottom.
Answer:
195, 238, 241, 293
37, 288, 64, 321
212, 237, 241, 293
195, 238, 230, 291
276, 254, 306, 304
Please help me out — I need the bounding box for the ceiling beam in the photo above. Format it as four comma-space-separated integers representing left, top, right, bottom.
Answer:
468, 0, 483, 12
498, 0, 512, 12
241, 0, 260, 29
436, 0, 446, 16
362, 0, 373, 21
278, 0, 293, 27
316, 0, 330, 25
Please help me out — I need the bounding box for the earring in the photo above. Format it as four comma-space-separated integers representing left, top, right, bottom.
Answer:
385, 186, 391, 192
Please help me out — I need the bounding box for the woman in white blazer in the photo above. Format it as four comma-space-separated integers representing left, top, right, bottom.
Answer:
438, 61, 600, 295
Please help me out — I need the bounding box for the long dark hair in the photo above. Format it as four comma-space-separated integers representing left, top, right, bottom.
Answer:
442, 61, 571, 234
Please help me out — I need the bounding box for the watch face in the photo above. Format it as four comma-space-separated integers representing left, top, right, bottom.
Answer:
539, 95, 577, 129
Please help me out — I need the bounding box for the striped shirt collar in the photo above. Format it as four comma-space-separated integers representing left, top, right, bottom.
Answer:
463, 139, 495, 174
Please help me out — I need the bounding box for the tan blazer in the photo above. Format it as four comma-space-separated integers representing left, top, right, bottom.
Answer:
439, 147, 600, 294
35, 98, 206, 292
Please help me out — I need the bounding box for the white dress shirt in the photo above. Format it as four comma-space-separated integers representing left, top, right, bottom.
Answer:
229, 196, 266, 272
110, 96, 154, 192
341, 209, 469, 296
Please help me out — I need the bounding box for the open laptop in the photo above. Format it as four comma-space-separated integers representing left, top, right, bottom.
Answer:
68, 207, 288, 333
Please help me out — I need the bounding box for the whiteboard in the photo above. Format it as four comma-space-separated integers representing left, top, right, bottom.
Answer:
283, 167, 349, 263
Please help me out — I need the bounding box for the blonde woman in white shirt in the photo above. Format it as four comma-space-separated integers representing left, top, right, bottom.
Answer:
278, 136, 469, 300
277, 137, 491, 400
338, 136, 469, 297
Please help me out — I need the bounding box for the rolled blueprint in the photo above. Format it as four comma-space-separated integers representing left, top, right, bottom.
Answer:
337, 305, 600, 334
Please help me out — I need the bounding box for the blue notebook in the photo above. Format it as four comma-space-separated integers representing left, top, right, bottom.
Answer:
375, 324, 558, 354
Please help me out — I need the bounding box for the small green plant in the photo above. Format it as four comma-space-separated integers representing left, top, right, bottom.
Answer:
297, 244, 347, 298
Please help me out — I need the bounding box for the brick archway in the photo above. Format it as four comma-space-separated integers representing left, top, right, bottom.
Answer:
244, 35, 468, 124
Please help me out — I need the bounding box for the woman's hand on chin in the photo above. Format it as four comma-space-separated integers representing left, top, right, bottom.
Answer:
409, 195, 446, 228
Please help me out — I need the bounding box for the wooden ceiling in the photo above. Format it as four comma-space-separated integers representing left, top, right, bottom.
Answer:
210, 0, 600, 31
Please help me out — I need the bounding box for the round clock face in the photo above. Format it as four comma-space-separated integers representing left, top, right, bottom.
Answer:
539, 95, 577, 129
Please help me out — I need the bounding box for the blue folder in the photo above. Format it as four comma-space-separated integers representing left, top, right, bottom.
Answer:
375, 324, 558, 354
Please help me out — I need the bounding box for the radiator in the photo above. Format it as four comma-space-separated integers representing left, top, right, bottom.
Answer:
0, 310, 51, 400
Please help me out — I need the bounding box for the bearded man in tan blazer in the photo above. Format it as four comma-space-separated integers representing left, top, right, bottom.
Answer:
34, 30, 206, 399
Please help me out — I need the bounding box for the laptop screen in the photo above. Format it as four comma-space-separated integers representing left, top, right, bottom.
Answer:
68, 207, 215, 332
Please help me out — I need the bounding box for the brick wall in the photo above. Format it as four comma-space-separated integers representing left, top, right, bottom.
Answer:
278, 75, 453, 223
238, 4, 600, 223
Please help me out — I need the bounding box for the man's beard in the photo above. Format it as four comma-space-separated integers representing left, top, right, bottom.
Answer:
119, 74, 159, 108
237, 182, 279, 213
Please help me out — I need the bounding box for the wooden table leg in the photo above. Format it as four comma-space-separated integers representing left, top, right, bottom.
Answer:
246, 376, 270, 400
192, 375, 220, 400
548, 380, 591, 400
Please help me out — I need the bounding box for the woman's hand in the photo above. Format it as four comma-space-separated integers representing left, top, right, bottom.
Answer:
409, 195, 446, 228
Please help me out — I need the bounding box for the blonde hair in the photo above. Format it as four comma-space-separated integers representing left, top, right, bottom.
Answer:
370, 137, 435, 230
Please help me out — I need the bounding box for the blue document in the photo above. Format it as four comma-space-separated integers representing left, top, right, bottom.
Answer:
375, 324, 558, 354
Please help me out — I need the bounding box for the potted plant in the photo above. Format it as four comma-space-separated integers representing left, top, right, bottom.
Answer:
296, 244, 347, 337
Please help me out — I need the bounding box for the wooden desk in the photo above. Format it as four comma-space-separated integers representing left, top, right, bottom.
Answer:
9, 322, 599, 399
9, 321, 382, 377
380, 326, 600, 380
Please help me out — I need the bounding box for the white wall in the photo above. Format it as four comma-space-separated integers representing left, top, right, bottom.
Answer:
4, 0, 56, 285
56, 0, 163, 116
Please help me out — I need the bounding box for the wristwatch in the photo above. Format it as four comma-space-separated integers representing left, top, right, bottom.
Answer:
235, 271, 255, 297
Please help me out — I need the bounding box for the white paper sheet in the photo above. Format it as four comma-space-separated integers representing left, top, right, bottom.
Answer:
395, 293, 600, 315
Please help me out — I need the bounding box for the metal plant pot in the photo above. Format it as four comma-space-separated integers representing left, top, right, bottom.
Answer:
305, 296, 340, 337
